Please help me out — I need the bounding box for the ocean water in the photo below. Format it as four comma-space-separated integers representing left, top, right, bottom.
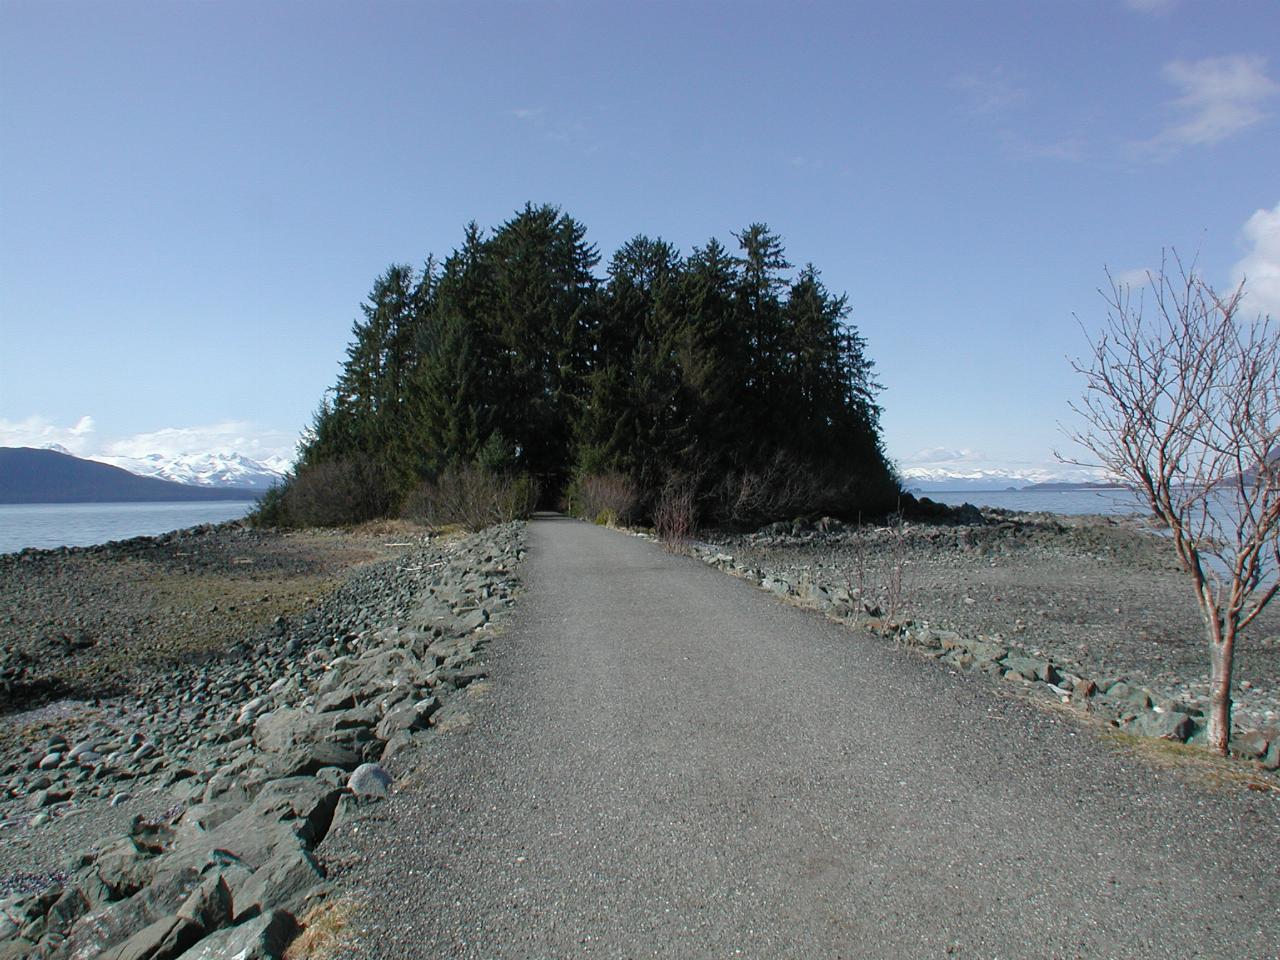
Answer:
920, 488, 1147, 516
0, 501, 258, 554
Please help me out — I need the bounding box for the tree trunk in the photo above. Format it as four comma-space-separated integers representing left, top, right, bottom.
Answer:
1207, 627, 1235, 755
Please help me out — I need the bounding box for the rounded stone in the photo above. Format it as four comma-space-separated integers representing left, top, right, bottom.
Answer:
347, 762, 393, 798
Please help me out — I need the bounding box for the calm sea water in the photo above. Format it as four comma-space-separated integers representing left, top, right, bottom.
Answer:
0, 501, 257, 554
919, 488, 1147, 516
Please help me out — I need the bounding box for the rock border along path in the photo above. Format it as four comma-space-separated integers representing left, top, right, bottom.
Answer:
689, 515, 1280, 770
0, 523, 525, 959
328, 515, 1278, 959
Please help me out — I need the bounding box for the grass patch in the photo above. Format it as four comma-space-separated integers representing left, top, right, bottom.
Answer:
284, 898, 360, 960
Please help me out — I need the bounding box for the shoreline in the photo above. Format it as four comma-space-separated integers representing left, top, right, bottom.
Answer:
0, 521, 525, 957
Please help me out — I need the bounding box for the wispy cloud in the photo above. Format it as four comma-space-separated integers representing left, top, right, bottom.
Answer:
507, 105, 601, 152
0, 415, 96, 454
952, 67, 1026, 116
1136, 54, 1278, 155
0, 416, 299, 461
103, 422, 300, 461
1112, 267, 1154, 289
1231, 201, 1280, 319
903, 447, 988, 467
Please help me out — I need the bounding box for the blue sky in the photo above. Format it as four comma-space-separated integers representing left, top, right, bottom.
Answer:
2, 0, 1277, 478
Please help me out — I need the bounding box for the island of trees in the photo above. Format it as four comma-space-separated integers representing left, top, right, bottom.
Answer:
259, 205, 900, 531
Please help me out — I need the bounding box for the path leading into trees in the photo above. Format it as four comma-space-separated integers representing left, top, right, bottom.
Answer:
345, 515, 1278, 959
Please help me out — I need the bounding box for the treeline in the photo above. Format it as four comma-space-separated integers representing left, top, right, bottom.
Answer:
260, 204, 899, 529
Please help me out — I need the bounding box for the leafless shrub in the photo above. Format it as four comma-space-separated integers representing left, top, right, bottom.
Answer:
281, 457, 393, 527
403, 464, 538, 532
654, 475, 698, 548
841, 514, 912, 636
571, 472, 638, 526
880, 511, 911, 635
1062, 253, 1280, 754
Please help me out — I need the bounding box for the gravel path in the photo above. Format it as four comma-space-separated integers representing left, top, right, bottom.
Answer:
333, 515, 1279, 959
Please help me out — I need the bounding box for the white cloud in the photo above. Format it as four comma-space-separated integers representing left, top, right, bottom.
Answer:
952, 68, 1026, 116
1231, 201, 1280, 318
1141, 54, 1278, 153
102, 422, 300, 461
0, 415, 95, 454
1112, 267, 1153, 289
904, 447, 987, 466
0, 416, 299, 462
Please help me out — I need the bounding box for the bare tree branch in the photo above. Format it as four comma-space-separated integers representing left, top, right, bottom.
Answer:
1061, 252, 1280, 754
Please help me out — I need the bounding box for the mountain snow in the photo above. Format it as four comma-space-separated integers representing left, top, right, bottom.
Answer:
89, 452, 290, 490
899, 465, 1109, 492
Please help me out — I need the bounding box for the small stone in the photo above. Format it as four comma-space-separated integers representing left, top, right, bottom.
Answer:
110, 792, 132, 806
37, 753, 61, 771
347, 762, 393, 799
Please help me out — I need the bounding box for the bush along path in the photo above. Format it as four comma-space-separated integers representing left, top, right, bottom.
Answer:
0, 522, 525, 959
688, 517, 1280, 778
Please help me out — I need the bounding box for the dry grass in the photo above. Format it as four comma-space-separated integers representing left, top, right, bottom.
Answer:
1098, 728, 1279, 794
349, 517, 433, 539
284, 898, 360, 960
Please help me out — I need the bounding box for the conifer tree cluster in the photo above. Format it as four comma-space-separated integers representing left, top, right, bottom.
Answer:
279, 204, 900, 527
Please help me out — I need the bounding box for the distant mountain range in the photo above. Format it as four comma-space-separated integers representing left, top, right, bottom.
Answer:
39, 444, 289, 492
900, 466, 1114, 493
0, 448, 266, 503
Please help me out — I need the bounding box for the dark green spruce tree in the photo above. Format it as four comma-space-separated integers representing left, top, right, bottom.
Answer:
277, 206, 899, 527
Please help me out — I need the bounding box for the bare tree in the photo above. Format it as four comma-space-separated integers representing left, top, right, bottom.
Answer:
1063, 253, 1280, 755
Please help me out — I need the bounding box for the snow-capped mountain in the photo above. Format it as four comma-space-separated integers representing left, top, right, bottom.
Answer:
900, 465, 1109, 492
90, 452, 290, 491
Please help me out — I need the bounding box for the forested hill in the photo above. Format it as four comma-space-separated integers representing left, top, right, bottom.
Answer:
0, 448, 259, 503
273, 204, 900, 528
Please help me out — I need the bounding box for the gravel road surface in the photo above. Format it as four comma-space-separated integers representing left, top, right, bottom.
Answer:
336, 515, 1279, 959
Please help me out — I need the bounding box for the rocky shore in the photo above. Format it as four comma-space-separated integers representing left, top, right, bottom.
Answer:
690, 509, 1280, 773
0, 520, 525, 959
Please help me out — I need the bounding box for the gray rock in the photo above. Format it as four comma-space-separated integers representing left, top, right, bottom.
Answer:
1105, 681, 1151, 709
964, 639, 1008, 664
1230, 729, 1270, 760
171, 910, 297, 960
455, 607, 488, 633
27, 788, 71, 810
1124, 710, 1195, 742
1262, 739, 1280, 771
61, 866, 203, 959
97, 912, 203, 960
37, 752, 62, 771
374, 698, 436, 741
347, 762, 393, 798
175, 873, 232, 933
231, 847, 326, 923
1001, 655, 1059, 684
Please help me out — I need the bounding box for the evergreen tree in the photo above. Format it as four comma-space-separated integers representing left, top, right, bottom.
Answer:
284, 206, 899, 528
